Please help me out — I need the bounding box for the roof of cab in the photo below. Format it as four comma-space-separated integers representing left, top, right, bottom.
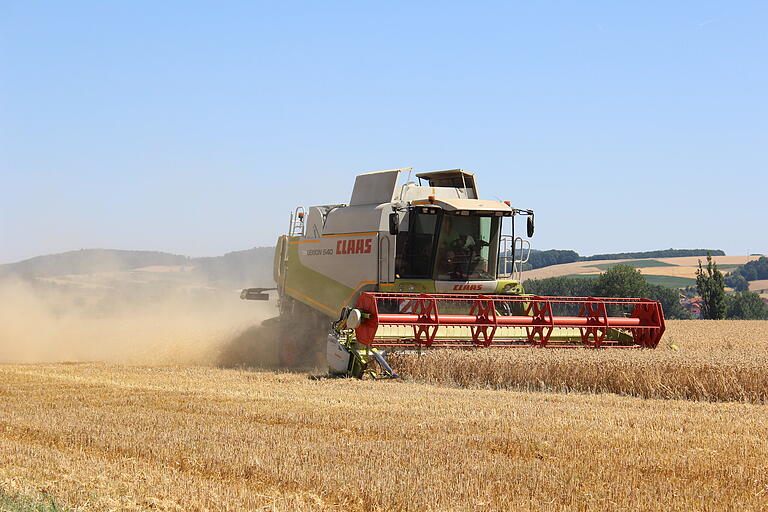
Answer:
412, 197, 512, 213
415, 169, 475, 181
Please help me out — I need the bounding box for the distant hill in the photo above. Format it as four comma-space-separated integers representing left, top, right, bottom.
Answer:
0, 246, 731, 289
0, 249, 189, 278
192, 247, 274, 287
0, 247, 275, 288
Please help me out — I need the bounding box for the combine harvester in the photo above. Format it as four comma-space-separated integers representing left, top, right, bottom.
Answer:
242, 168, 665, 378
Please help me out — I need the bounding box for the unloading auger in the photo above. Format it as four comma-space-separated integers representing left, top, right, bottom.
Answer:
242, 168, 666, 378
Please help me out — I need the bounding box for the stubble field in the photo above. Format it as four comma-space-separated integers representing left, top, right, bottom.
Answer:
0, 320, 767, 511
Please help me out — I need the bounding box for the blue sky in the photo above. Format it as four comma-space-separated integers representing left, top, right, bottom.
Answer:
1, 1, 766, 263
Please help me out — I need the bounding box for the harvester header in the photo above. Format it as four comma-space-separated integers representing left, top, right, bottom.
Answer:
242, 167, 666, 378
352, 293, 665, 349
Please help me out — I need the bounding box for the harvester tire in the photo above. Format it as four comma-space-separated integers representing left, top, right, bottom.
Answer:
277, 296, 330, 369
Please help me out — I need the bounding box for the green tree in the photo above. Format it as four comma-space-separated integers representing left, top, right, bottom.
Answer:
725, 256, 768, 285
647, 284, 691, 320
594, 265, 651, 317
696, 254, 726, 319
727, 291, 768, 319
595, 264, 649, 298
724, 272, 749, 292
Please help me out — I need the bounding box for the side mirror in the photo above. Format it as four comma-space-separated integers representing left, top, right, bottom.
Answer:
527, 215, 535, 237
389, 213, 400, 235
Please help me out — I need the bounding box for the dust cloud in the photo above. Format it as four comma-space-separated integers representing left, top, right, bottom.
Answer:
215, 317, 327, 370
0, 277, 278, 366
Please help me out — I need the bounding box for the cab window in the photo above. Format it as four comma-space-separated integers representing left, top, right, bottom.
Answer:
395, 210, 438, 279
434, 214, 499, 281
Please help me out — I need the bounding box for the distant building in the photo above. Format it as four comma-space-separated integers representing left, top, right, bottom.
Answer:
680, 296, 703, 318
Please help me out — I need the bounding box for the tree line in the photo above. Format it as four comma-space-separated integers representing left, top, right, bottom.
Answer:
723, 256, 768, 291
581, 248, 725, 262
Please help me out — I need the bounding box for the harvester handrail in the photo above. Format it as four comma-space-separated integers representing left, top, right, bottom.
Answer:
512, 237, 531, 282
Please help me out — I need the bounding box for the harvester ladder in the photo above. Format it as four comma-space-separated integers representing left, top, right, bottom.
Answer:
289, 207, 306, 237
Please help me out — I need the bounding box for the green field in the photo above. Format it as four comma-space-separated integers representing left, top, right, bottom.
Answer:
641, 274, 696, 288
564, 273, 696, 289
591, 259, 676, 270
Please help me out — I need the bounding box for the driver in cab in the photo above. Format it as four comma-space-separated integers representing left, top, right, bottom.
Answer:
436, 219, 489, 279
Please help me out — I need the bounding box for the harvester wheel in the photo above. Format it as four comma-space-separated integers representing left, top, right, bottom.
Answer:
276, 296, 331, 369
278, 326, 302, 367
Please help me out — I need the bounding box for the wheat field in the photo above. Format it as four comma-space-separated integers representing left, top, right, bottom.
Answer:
391, 320, 768, 403
521, 255, 760, 281
0, 321, 767, 511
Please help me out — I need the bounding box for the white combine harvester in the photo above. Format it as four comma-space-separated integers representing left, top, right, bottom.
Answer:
242, 168, 665, 377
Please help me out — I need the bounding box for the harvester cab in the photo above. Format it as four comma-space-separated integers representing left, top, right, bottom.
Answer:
243, 168, 665, 378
